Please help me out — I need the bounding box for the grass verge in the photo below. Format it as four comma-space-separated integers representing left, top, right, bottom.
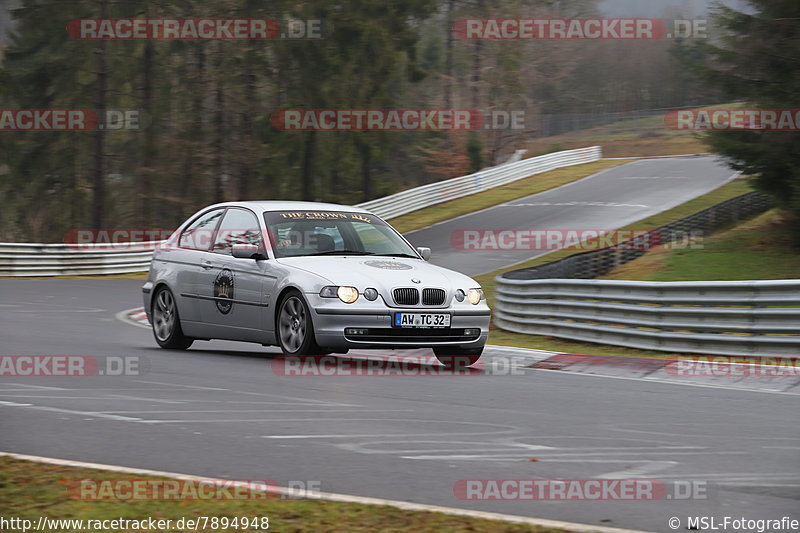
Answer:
477, 178, 758, 358
601, 209, 800, 281
0, 456, 572, 533
522, 112, 712, 158
390, 159, 629, 234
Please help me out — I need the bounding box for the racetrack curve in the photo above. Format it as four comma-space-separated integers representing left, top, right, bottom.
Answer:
407, 155, 738, 276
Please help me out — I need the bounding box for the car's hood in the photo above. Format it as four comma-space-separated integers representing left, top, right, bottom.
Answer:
275, 256, 479, 292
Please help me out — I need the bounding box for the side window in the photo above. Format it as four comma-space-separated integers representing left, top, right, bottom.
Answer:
179, 209, 224, 251
213, 208, 263, 254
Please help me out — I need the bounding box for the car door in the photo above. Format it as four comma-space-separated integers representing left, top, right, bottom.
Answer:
172, 207, 225, 324
201, 207, 276, 341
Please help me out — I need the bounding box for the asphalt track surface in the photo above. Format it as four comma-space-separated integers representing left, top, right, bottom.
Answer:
406, 156, 739, 276
1, 157, 797, 532
1, 280, 798, 533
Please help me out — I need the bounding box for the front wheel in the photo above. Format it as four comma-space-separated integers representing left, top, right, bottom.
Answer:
152, 286, 194, 350
277, 290, 321, 355
433, 346, 483, 369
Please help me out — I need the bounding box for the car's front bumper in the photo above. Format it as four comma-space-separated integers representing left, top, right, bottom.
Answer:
306, 293, 490, 350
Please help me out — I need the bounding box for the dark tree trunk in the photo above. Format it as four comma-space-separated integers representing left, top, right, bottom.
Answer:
301, 131, 316, 201
141, 37, 154, 227
213, 44, 224, 203
444, 0, 455, 108
91, 0, 108, 229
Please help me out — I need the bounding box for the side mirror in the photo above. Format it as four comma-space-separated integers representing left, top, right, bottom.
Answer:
232, 244, 266, 260
416, 247, 431, 261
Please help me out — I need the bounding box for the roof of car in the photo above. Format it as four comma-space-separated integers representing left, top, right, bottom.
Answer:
206, 200, 374, 214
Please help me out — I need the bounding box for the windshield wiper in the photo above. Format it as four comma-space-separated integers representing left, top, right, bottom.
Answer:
375, 253, 419, 258
307, 250, 375, 256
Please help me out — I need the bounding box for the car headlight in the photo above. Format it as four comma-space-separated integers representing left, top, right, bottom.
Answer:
467, 288, 483, 305
319, 285, 360, 304
337, 286, 359, 304
454, 289, 465, 302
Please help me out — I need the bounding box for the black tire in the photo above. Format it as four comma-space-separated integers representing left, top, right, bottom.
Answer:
151, 286, 194, 350
433, 346, 483, 369
277, 290, 322, 355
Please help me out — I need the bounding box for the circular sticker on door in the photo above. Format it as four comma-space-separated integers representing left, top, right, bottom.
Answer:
214, 268, 235, 314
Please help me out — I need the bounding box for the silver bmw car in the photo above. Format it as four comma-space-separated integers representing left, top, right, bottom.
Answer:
142, 201, 490, 367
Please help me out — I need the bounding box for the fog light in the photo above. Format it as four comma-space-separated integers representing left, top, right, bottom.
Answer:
346, 328, 368, 336
464, 328, 481, 336
363, 288, 378, 301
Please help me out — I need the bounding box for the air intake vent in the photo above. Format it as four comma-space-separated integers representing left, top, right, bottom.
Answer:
422, 288, 446, 306
393, 288, 419, 306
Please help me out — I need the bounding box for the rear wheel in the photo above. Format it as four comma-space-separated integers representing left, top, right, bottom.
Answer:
277, 290, 321, 355
433, 346, 483, 369
152, 286, 194, 350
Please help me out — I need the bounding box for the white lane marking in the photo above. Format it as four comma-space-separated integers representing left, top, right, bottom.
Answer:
133, 380, 229, 390
109, 400, 327, 406
100, 409, 412, 415
720, 483, 800, 487
504, 201, 648, 208
101, 407, 379, 414
134, 379, 359, 407
597, 461, 678, 479
106, 394, 184, 405
0, 451, 652, 533
655, 473, 800, 480
0, 396, 167, 400
0, 400, 141, 421
0, 383, 66, 390
611, 426, 800, 440
340, 443, 699, 455
263, 434, 476, 439
263, 422, 517, 440
530, 367, 800, 395
601, 154, 712, 160
619, 176, 690, 180
401, 451, 746, 461
143, 417, 515, 427
339, 442, 556, 454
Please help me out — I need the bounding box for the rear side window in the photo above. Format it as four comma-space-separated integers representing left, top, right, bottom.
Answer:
179, 209, 224, 250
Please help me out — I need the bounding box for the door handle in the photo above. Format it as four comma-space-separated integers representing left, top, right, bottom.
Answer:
201, 260, 213, 270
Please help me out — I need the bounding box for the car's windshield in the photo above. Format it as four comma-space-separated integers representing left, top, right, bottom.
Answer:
264, 210, 419, 259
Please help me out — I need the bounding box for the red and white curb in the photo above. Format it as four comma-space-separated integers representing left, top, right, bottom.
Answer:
0, 451, 652, 533
116, 307, 150, 329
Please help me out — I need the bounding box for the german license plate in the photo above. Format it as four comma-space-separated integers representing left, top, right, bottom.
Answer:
393, 312, 450, 328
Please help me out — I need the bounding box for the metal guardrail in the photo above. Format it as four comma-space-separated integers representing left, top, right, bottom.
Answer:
0, 242, 160, 277
494, 190, 796, 356
493, 279, 800, 356
0, 146, 601, 277
358, 146, 601, 220
501, 191, 774, 280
